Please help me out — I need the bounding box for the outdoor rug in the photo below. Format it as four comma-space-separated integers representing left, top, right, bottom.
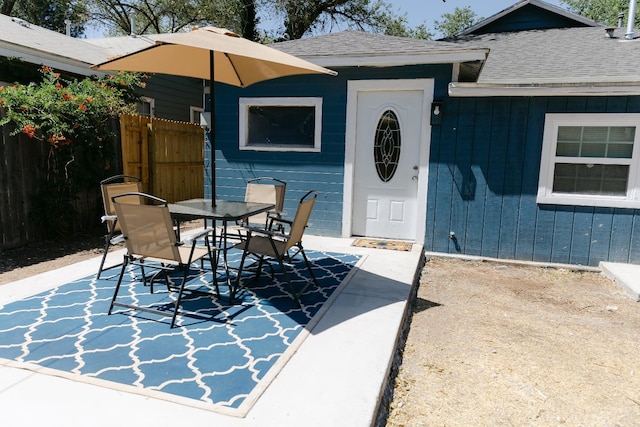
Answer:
0, 249, 362, 417
352, 238, 413, 252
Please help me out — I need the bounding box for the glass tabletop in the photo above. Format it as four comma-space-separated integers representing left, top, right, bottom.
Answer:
169, 198, 275, 222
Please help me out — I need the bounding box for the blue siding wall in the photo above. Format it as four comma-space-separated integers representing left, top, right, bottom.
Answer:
143, 75, 202, 122
205, 64, 451, 237
427, 95, 640, 266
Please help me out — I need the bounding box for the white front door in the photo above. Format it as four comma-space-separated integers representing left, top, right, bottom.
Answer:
343, 80, 432, 242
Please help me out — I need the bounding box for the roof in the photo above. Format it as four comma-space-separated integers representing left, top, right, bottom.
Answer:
0, 14, 109, 75
446, 26, 640, 96
459, 0, 599, 36
0, 13, 178, 76
272, 31, 488, 67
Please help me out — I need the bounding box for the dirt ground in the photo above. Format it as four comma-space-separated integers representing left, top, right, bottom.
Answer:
386, 256, 640, 426
2, 240, 640, 425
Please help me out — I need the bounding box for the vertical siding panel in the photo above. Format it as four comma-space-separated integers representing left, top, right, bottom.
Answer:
498, 98, 529, 259
609, 209, 634, 262
482, 98, 511, 258
431, 99, 458, 253
452, 98, 476, 254
516, 98, 546, 260
425, 124, 439, 251
465, 98, 493, 255
551, 206, 574, 264
568, 207, 594, 265
533, 97, 567, 262
630, 212, 640, 264
533, 205, 556, 262
589, 207, 614, 265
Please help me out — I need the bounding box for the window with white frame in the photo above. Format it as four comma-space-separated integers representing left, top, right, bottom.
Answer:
239, 97, 322, 152
190, 106, 203, 124
537, 113, 640, 208
137, 96, 154, 117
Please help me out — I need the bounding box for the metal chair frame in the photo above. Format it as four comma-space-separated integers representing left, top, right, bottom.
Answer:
234, 191, 318, 305
108, 192, 216, 328
96, 174, 142, 279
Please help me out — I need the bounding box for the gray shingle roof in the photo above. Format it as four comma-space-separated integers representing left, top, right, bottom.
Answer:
272, 30, 484, 60
448, 26, 640, 84
0, 14, 108, 65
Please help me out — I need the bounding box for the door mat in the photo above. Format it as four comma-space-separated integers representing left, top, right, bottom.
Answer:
352, 238, 413, 251
0, 249, 362, 418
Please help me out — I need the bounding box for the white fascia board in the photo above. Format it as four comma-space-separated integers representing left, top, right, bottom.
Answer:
302, 50, 488, 68
449, 82, 640, 97
0, 44, 106, 77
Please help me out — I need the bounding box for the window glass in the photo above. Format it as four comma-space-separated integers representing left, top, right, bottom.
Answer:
239, 98, 322, 152
537, 114, 640, 208
248, 106, 315, 147
374, 110, 401, 182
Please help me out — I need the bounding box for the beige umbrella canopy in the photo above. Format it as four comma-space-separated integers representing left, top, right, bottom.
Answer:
92, 26, 337, 204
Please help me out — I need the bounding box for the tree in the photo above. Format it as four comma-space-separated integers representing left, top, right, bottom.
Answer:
560, 0, 639, 27
0, 67, 145, 236
434, 6, 481, 37
1, 0, 88, 36
377, 12, 433, 39
88, 0, 244, 35
271, 0, 421, 40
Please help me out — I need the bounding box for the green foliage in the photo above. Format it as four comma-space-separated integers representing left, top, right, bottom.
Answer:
1, 0, 88, 36
560, 0, 639, 27
89, 0, 244, 36
0, 67, 145, 237
434, 6, 482, 38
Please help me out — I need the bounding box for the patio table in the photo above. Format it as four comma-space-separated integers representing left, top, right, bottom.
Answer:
169, 198, 275, 300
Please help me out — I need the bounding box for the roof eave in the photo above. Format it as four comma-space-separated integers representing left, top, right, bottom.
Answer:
297, 50, 488, 68
449, 81, 640, 97
0, 43, 106, 77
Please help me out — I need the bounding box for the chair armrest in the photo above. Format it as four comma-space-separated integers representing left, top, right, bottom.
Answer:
180, 227, 214, 245
101, 215, 117, 223
244, 226, 290, 241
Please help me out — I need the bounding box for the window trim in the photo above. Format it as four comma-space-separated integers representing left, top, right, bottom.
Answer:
537, 113, 640, 209
138, 96, 155, 117
239, 97, 323, 152
190, 106, 203, 124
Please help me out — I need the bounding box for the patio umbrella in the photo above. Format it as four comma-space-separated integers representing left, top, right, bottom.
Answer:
92, 26, 337, 205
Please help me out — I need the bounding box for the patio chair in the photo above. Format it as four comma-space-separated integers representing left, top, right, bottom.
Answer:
244, 177, 287, 229
108, 192, 216, 328
223, 177, 287, 243
96, 175, 143, 279
233, 190, 318, 305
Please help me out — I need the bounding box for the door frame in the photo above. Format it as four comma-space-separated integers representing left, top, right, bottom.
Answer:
342, 79, 434, 244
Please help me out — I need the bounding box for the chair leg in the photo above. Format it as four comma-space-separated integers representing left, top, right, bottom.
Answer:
170, 267, 191, 328
299, 246, 319, 288
96, 232, 114, 279
108, 255, 129, 315
276, 256, 301, 307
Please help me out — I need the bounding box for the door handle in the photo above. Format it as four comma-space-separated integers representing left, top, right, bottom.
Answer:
411, 175, 418, 182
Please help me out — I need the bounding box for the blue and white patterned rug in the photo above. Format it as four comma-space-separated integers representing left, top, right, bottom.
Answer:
0, 249, 361, 417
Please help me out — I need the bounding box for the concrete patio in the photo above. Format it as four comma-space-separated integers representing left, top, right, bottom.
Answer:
0, 234, 424, 427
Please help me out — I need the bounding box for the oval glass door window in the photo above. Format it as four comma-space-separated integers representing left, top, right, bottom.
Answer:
374, 110, 401, 182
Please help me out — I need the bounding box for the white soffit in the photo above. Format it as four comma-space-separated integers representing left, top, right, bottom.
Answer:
301, 50, 488, 68
0, 44, 104, 77
449, 82, 640, 97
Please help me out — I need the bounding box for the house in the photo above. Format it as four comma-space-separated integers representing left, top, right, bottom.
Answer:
0, 13, 203, 122
211, 0, 640, 266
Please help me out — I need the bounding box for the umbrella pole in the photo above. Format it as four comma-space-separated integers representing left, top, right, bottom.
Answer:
210, 50, 216, 207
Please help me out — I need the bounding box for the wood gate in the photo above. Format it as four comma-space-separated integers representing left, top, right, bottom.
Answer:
120, 114, 204, 203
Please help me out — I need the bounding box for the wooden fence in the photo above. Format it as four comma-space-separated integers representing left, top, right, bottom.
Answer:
120, 114, 204, 203
0, 115, 204, 250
